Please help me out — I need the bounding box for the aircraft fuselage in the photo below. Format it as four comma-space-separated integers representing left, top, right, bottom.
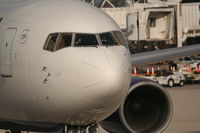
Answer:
0, 0, 132, 129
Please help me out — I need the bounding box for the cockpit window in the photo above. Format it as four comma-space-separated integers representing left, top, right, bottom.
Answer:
55, 33, 72, 50
99, 32, 118, 46
44, 33, 73, 51
44, 33, 58, 51
112, 31, 128, 47
43, 31, 127, 52
74, 34, 98, 46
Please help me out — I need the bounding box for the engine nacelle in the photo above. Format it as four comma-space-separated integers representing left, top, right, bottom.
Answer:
100, 77, 173, 133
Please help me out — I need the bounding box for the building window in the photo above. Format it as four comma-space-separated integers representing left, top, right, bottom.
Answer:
149, 18, 156, 28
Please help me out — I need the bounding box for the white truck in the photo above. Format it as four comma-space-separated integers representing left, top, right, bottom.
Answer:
156, 71, 185, 87
141, 71, 185, 87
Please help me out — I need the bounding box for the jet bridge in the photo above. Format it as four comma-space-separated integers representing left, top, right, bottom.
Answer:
101, 2, 176, 52
98, 0, 200, 53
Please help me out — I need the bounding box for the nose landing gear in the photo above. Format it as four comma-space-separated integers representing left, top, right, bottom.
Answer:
66, 124, 98, 133
88, 124, 98, 133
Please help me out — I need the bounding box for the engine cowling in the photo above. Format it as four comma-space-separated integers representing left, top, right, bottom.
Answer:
100, 77, 173, 133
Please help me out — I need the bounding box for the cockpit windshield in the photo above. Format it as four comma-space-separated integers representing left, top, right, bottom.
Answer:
74, 34, 98, 46
112, 31, 127, 47
99, 32, 118, 46
44, 33, 58, 51
99, 31, 128, 48
43, 31, 128, 52
56, 33, 72, 50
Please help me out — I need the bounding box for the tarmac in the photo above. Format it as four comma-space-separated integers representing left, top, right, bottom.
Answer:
163, 84, 200, 133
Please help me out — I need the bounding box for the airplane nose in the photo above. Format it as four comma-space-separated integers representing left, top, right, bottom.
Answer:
80, 47, 131, 111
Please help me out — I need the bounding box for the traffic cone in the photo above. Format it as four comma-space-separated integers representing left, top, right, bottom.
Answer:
196, 66, 198, 72
147, 68, 150, 75
133, 67, 137, 76
196, 65, 200, 72
152, 67, 155, 75
173, 66, 176, 72
186, 65, 191, 72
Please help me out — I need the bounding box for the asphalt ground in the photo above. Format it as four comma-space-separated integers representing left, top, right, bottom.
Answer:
163, 84, 200, 133
99, 84, 200, 133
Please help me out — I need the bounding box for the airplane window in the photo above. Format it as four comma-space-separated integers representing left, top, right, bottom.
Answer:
99, 32, 118, 46
56, 33, 72, 50
44, 33, 58, 51
112, 31, 128, 47
74, 34, 98, 46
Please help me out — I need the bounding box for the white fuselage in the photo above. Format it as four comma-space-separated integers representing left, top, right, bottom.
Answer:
0, 0, 131, 127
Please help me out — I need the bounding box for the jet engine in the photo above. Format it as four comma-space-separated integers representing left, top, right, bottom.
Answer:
100, 77, 173, 133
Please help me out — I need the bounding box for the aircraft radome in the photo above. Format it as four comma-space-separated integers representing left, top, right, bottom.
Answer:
0, 0, 173, 133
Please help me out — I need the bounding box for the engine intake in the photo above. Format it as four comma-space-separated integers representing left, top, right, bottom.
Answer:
100, 77, 173, 133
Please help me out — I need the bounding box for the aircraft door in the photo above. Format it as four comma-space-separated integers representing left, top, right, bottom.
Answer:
0, 28, 17, 77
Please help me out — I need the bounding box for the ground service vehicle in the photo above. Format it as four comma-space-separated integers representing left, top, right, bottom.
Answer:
156, 71, 185, 87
